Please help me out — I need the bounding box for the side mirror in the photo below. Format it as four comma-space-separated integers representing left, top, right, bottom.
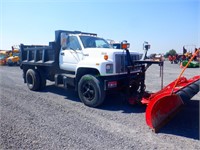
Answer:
145, 44, 150, 50
141, 41, 150, 60
60, 33, 68, 50
143, 41, 150, 50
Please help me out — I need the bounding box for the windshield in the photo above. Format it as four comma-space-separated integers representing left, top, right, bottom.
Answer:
80, 36, 112, 49
0, 54, 6, 60
13, 53, 20, 57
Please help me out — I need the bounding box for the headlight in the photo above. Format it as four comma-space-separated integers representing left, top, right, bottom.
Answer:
106, 64, 113, 74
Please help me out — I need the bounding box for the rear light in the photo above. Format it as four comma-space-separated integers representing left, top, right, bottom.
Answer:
108, 81, 117, 88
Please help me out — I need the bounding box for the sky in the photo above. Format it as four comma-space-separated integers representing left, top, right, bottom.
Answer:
0, 0, 199, 54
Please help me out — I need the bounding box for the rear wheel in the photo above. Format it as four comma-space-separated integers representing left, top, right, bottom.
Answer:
26, 69, 40, 91
78, 75, 105, 107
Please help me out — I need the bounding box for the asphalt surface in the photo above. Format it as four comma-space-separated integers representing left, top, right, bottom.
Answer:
0, 61, 199, 150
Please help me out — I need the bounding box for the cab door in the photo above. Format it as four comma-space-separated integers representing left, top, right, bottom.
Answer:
59, 36, 83, 72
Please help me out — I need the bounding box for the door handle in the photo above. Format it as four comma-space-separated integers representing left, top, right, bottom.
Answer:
61, 52, 64, 56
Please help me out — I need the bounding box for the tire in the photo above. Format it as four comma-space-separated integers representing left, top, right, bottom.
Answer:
7, 62, 13, 66
26, 69, 40, 91
78, 75, 105, 107
16, 61, 20, 66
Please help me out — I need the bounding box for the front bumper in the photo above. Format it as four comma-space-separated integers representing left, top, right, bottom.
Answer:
102, 71, 145, 91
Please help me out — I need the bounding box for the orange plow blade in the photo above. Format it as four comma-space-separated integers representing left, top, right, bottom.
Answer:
145, 93, 183, 132
144, 75, 200, 132
144, 50, 200, 132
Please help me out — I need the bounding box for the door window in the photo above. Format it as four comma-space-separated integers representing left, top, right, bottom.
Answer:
66, 36, 81, 50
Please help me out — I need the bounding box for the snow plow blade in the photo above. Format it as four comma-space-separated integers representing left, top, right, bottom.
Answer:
145, 93, 183, 132
144, 75, 200, 132
143, 49, 200, 132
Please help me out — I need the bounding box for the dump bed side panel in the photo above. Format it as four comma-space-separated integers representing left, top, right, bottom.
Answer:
20, 42, 58, 66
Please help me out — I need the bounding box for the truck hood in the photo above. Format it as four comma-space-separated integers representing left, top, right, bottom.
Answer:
7, 56, 14, 60
83, 48, 140, 58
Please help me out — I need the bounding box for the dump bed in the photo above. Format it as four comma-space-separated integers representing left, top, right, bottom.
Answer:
20, 42, 59, 66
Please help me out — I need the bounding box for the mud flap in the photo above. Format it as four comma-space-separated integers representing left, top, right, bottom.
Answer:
145, 93, 184, 132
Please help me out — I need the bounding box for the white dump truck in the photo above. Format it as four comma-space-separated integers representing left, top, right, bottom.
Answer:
20, 30, 153, 107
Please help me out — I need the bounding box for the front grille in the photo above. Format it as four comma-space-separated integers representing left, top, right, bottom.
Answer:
115, 54, 141, 73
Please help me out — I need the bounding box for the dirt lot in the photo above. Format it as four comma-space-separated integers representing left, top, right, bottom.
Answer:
0, 61, 199, 150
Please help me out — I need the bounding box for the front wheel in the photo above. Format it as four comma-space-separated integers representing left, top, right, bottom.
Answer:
16, 61, 20, 66
78, 75, 105, 107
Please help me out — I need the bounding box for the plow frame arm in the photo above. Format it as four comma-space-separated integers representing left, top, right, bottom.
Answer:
135, 60, 164, 89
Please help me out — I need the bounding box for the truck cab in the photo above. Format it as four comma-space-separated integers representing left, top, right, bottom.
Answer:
59, 33, 113, 72
59, 31, 141, 76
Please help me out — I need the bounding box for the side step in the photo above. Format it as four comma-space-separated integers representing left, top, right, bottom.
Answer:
55, 73, 76, 89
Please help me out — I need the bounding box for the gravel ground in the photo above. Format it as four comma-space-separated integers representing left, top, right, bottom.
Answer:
0, 61, 199, 150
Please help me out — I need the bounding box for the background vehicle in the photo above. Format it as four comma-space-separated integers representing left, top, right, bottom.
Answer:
0, 50, 12, 65
6, 46, 20, 66
181, 46, 200, 68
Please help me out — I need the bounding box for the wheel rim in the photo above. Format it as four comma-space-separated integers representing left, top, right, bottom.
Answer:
82, 82, 95, 101
27, 74, 33, 87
